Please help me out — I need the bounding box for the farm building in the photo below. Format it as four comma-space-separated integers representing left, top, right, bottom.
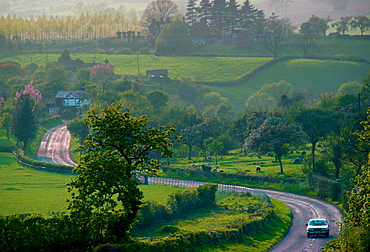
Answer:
146, 69, 169, 82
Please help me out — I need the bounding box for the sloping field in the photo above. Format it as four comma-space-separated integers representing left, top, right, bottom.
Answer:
3, 54, 272, 82
209, 59, 370, 110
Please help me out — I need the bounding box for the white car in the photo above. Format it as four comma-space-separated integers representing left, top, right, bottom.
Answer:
306, 218, 329, 238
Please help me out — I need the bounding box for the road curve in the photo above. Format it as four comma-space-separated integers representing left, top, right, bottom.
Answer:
37, 124, 342, 251
259, 189, 342, 252
36, 124, 77, 167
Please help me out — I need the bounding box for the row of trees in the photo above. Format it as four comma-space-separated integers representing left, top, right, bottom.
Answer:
0, 10, 138, 41
185, 0, 265, 34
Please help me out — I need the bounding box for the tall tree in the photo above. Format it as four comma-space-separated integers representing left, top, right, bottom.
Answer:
332, 16, 352, 35
239, 0, 259, 30
225, 0, 240, 32
185, 0, 198, 26
350, 15, 370, 35
155, 19, 194, 55
197, 0, 212, 24
139, 0, 179, 28
264, 14, 293, 59
66, 101, 175, 244
298, 21, 314, 58
209, 0, 228, 34
11, 82, 41, 149
245, 116, 304, 173
294, 108, 342, 173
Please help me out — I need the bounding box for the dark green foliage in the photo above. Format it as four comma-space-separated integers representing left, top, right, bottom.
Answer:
0, 61, 26, 78
133, 184, 217, 231
59, 49, 71, 60
155, 19, 194, 55
197, 184, 218, 207
11, 94, 38, 149
310, 174, 342, 201
0, 214, 90, 251
66, 102, 175, 245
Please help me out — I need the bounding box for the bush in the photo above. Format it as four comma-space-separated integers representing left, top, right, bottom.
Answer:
14, 149, 72, 173
117, 48, 134, 55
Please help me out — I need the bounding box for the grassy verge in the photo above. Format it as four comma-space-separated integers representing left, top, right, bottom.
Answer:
196, 198, 291, 252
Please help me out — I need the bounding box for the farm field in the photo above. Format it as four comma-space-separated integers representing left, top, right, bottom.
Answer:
165, 152, 307, 178
194, 37, 370, 59
1, 54, 272, 82
0, 149, 184, 216
211, 58, 370, 108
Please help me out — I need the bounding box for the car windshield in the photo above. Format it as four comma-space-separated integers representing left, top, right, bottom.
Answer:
309, 220, 327, 226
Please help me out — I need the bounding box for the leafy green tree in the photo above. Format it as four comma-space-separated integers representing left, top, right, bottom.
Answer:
111, 79, 131, 93
332, 16, 352, 35
294, 108, 342, 172
207, 139, 224, 165
12, 94, 38, 149
1, 112, 11, 140
338, 81, 362, 95
34, 62, 70, 99
245, 116, 304, 173
245, 81, 293, 110
323, 117, 370, 251
0, 61, 26, 78
66, 101, 175, 244
298, 21, 314, 58
76, 68, 92, 81
145, 90, 169, 109
155, 19, 194, 55
350, 15, 370, 35
67, 117, 89, 150
307, 15, 332, 35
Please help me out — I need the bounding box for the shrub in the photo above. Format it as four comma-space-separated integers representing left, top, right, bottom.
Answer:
117, 48, 134, 55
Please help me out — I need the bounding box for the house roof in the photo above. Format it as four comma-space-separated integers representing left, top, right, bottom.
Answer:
55, 90, 90, 99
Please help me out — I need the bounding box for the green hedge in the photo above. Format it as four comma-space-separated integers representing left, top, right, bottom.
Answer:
310, 174, 342, 201
95, 206, 276, 252
162, 166, 305, 185
133, 184, 218, 231
14, 149, 73, 173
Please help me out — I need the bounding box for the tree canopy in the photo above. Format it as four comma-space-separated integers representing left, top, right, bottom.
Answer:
155, 19, 194, 55
66, 101, 175, 244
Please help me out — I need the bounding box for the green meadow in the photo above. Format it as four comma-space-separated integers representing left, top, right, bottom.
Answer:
0, 152, 186, 216
211, 59, 370, 108
2, 54, 272, 82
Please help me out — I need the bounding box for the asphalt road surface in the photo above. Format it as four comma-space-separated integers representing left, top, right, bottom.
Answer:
36, 124, 77, 167
37, 124, 342, 252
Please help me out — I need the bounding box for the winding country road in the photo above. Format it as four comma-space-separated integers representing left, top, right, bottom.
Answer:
37, 124, 342, 251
